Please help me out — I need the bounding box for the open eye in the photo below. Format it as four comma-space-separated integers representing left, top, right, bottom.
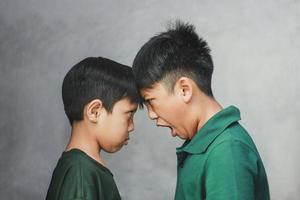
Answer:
145, 98, 155, 106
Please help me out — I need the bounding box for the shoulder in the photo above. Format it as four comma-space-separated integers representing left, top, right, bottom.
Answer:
205, 122, 261, 164
210, 122, 259, 154
53, 150, 103, 182
205, 137, 260, 175
49, 155, 101, 198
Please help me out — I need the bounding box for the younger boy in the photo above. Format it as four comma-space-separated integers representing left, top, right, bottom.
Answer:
46, 57, 141, 200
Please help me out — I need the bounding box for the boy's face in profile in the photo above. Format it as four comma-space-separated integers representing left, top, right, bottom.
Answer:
96, 98, 137, 153
141, 82, 191, 140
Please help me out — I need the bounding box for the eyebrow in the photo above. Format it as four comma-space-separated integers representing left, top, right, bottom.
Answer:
142, 92, 151, 100
126, 107, 138, 113
144, 97, 154, 101
142, 95, 148, 101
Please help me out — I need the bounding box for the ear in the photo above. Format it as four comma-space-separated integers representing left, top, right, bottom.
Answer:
85, 99, 104, 123
175, 77, 193, 103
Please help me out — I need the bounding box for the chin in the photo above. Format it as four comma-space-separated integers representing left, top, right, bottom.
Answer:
177, 133, 189, 140
105, 145, 123, 153
177, 135, 186, 140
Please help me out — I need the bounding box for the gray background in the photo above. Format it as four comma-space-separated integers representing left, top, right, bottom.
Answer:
0, 0, 299, 199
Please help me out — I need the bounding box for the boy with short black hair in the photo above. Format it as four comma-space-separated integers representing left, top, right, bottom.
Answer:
132, 21, 270, 200
46, 57, 142, 200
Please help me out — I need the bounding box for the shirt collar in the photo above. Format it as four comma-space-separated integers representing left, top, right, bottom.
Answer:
176, 106, 241, 154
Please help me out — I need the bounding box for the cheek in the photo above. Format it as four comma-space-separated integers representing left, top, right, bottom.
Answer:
99, 115, 129, 151
110, 115, 130, 138
159, 99, 184, 123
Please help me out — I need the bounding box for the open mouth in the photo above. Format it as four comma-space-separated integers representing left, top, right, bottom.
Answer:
157, 124, 177, 137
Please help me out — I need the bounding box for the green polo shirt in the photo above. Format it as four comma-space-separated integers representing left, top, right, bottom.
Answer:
175, 106, 270, 200
46, 149, 121, 200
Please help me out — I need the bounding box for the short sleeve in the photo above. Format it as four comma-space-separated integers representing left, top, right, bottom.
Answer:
57, 166, 86, 199
57, 166, 104, 200
205, 140, 258, 200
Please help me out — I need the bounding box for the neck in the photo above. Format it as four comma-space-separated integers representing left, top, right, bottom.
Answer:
192, 95, 222, 138
65, 121, 105, 166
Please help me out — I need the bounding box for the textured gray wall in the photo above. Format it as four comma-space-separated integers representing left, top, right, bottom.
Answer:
0, 0, 299, 199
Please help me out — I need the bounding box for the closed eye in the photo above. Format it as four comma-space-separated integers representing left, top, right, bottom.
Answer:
127, 110, 137, 118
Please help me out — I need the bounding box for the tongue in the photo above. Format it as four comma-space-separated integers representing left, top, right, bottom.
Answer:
171, 128, 177, 137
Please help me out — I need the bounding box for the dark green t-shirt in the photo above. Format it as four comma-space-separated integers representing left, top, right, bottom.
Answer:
46, 149, 121, 200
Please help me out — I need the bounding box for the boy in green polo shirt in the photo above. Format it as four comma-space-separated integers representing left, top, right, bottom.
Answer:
132, 21, 270, 199
46, 57, 142, 200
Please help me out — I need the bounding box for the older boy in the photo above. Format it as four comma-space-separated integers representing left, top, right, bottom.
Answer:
46, 57, 142, 200
132, 21, 270, 200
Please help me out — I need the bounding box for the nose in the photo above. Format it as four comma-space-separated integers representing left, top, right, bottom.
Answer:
147, 106, 158, 120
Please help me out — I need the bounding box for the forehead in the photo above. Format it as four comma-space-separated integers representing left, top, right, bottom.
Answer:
114, 98, 138, 111
140, 83, 167, 99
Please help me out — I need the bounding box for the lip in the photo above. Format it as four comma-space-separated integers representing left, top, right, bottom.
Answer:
157, 124, 177, 137
156, 123, 170, 128
124, 137, 130, 145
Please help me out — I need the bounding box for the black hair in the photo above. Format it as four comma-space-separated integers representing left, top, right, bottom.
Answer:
132, 20, 214, 97
62, 57, 142, 125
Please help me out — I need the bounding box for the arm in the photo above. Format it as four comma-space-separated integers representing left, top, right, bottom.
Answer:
205, 140, 258, 200
53, 166, 104, 200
